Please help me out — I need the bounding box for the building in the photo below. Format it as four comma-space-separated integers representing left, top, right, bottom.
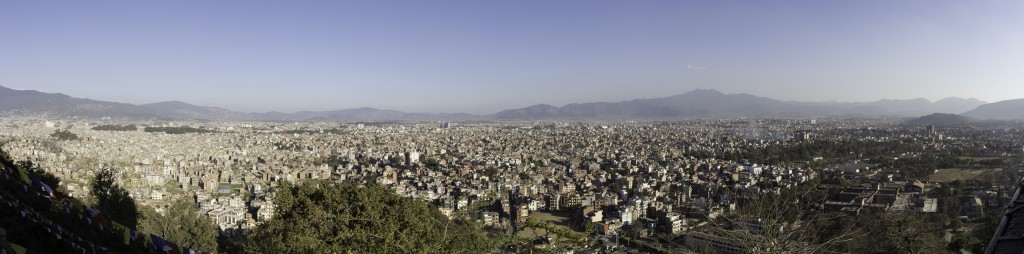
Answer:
481, 211, 500, 227
793, 131, 810, 141
257, 202, 275, 222
660, 212, 684, 235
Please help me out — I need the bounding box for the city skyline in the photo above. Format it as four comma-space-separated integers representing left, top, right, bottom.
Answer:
3, 1, 1022, 114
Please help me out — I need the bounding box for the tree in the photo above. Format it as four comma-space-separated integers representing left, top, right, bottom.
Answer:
698, 186, 860, 254
90, 170, 139, 227
139, 198, 219, 253
948, 230, 984, 253
848, 211, 946, 254
16, 160, 60, 188
517, 217, 592, 251
236, 182, 497, 253
0, 144, 11, 162
50, 129, 79, 141
144, 126, 215, 134
92, 124, 138, 131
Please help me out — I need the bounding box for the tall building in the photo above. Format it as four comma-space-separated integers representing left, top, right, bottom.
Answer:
794, 131, 810, 141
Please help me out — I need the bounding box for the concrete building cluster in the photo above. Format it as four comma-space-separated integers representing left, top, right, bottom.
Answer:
2, 118, 1022, 252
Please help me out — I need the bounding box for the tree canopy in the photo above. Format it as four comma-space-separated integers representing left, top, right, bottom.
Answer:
92, 124, 138, 131
234, 182, 497, 253
139, 198, 219, 253
50, 129, 79, 141
144, 126, 215, 134
91, 170, 138, 227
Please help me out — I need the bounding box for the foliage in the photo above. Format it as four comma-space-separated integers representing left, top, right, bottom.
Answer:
1, 154, 160, 253
320, 154, 348, 169
0, 143, 10, 162
481, 167, 499, 178
423, 158, 441, 168
144, 126, 215, 134
90, 170, 139, 227
712, 177, 949, 254
692, 139, 922, 165
845, 211, 947, 254
948, 230, 985, 253
934, 180, 963, 221
706, 188, 859, 254
92, 124, 138, 131
139, 198, 219, 253
233, 182, 497, 253
518, 217, 590, 250
15, 160, 60, 188
50, 129, 79, 141
879, 154, 959, 178
388, 155, 404, 166
277, 128, 348, 135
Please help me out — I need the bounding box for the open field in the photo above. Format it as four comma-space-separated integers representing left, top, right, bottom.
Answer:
958, 156, 1006, 161
517, 227, 551, 239
529, 210, 574, 227
926, 168, 1002, 182
517, 211, 579, 239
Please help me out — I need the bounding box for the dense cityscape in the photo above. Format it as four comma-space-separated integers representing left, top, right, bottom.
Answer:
2, 117, 1022, 253
4, 1, 1024, 253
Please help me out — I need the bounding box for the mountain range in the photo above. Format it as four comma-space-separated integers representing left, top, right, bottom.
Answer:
0, 85, 1018, 121
962, 99, 1024, 120
904, 113, 975, 126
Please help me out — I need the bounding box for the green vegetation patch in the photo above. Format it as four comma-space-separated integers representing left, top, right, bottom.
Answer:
92, 124, 138, 131
144, 126, 216, 134
228, 182, 497, 253
50, 129, 79, 141
163, 180, 184, 194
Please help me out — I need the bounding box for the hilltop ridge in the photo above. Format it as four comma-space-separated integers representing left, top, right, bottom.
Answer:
0, 85, 1010, 121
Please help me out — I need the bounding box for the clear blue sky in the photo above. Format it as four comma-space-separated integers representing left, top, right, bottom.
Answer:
2, 1, 1022, 114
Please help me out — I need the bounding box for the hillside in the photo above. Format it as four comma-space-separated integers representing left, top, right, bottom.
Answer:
0, 148, 498, 253
494, 89, 985, 120
141, 101, 248, 121
962, 99, 1024, 120
905, 113, 974, 126
0, 85, 160, 119
0, 85, 1004, 121
0, 156, 206, 253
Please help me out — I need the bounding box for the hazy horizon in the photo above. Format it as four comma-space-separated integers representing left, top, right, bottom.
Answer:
0, 85, 994, 115
3, 1, 1022, 114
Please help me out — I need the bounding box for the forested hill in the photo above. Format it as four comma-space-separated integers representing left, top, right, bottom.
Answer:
0, 154, 207, 253
227, 182, 499, 253
0, 148, 500, 253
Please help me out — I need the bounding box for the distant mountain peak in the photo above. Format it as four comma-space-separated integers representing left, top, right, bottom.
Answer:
684, 89, 725, 96
525, 104, 558, 109
0, 85, 1015, 121
936, 97, 986, 103
144, 100, 192, 106
141, 101, 213, 110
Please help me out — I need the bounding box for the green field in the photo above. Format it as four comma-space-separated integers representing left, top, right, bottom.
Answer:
520, 209, 585, 241
518, 211, 579, 239
162, 180, 184, 194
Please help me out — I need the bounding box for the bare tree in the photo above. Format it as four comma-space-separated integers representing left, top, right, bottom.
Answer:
691, 190, 861, 254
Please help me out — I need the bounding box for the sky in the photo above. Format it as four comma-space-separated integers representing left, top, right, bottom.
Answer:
2, 1, 1023, 114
